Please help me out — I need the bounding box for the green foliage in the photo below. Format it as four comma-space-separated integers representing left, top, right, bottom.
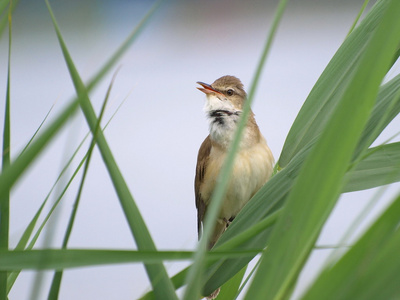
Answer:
245, 1, 400, 298
0, 2, 11, 298
302, 193, 400, 299
0, 0, 399, 299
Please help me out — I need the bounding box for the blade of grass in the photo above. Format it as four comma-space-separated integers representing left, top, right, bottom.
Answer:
48, 69, 118, 300
45, 1, 177, 298
18, 102, 56, 156
244, 1, 400, 299
0, 249, 261, 271
346, 0, 370, 37
0, 0, 18, 41
183, 1, 288, 299
0, 3, 11, 298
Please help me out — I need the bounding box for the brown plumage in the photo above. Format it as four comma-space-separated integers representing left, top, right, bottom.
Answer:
195, 136, 211, 237
195, 76, 274, 251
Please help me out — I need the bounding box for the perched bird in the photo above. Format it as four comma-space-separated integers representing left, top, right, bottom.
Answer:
195, 75, 274, 251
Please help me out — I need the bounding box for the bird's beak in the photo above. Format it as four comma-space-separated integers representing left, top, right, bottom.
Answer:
197, 81, 224, 96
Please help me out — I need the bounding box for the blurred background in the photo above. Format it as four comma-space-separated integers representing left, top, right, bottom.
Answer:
1, 0, 399, 299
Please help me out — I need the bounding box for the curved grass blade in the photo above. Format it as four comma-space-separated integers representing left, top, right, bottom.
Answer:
0, 249, 260, 271
0, 0, 18, 40
18, 102, 56, 156
48, 69, 118, 300
0, 3, 11, 298
183, 1, 288, 299
244, 1, 400, 298
277, 0, 398, 169
45, 1, 177, 298
346, 0, 370, 37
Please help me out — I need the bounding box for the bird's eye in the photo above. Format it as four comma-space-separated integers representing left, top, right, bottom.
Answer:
226, 89, 234, 96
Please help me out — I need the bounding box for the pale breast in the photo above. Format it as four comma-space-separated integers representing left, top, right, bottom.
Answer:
200, 140, 274, 219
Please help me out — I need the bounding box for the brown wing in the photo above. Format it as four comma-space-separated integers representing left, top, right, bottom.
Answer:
195, 135, 212, 239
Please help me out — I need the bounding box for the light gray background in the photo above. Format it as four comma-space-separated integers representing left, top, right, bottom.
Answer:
1, 0, 399, 299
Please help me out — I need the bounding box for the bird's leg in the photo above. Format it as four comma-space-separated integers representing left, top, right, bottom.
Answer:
223, 218, 230, 228
223, 216, 235, 228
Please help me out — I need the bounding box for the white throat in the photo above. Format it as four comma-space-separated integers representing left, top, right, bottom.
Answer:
203, 95, 241, 149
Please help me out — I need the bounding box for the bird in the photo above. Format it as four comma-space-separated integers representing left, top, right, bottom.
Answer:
195, 75, 275, 251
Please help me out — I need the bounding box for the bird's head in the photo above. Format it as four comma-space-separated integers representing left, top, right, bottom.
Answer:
197, 75, 247, 111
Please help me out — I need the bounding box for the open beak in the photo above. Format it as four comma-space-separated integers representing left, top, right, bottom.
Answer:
197, 81, 224, 96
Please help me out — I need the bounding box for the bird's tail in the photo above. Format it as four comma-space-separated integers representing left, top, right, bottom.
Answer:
208, 218, 227, 250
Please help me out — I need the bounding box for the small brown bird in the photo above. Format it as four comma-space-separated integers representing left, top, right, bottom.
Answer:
195, 75, 274, 251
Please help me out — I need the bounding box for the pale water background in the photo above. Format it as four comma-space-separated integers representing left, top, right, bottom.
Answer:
0, 0, 399, 299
